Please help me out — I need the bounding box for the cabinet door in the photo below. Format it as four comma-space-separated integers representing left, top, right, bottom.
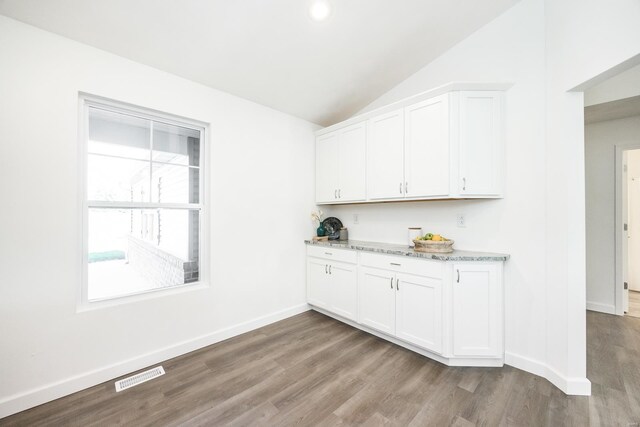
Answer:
307, 257, 331, 310
328, 261, 357, 321
452, 264, 502, 357
338, 123, 367, 202
395, 273, 443, 354
404, 95, 450, 198
358, 266, 395, 335
316, 132, 340, 203
458, 91, 502, 196
367, 109, 405, 200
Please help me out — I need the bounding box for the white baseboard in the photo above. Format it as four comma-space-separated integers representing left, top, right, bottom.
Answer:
0, 303, 311, 419
586, 301, 617, 315
505, 352, 591, 396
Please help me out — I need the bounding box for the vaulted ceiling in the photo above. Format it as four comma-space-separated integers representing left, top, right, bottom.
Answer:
0, 0, 520, 125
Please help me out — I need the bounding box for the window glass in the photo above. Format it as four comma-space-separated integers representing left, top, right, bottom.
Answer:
85, 101, 203, 303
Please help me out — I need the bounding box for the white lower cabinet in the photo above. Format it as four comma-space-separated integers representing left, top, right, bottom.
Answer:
307, 250, 357, 322
307, 247, 504, 366
452, 263, 502, 357
395, 273, 443, 354
358, 266, 396, 335
358, 267, 443, 354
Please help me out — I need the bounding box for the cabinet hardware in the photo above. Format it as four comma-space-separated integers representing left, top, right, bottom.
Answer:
334, 189, 338, 199
390, 277, 393, 289
325, 252, 332, 255
390, 263, 401, 266
396, 278, 399, 290
325, 264, 328, 274
462, 177, 466, 191
329, 265, 332, 274
399, 182, 403, 194
338, 189, 341, 198
457, 269, 460, 283
405, 182, 408, 194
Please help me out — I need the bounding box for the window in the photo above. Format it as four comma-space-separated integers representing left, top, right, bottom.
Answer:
82, 97, 205, 302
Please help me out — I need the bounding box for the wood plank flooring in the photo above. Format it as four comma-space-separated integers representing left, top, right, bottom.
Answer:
2, 309, 640, 426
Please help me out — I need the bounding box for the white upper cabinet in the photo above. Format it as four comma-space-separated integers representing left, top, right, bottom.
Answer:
338, 123, 367, 202
315, 84, 505, 204
457, 91, 503, 196
404, 95, 450, 198
315, 122, 366, 204
367, 109, 405, 200
316, 132, 340, 203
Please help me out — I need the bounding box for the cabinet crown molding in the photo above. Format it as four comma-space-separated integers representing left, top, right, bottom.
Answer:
317, 82, 513, 135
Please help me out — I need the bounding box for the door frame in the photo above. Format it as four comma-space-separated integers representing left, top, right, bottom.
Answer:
615, 143, 640, 315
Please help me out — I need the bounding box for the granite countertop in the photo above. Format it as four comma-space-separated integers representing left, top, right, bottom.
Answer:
304, 239, 509, 262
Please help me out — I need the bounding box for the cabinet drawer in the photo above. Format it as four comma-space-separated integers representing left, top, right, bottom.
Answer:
307, 246, 357, 264
360, 252, 443, 279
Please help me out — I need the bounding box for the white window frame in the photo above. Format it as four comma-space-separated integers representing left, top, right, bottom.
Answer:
77, 93, 209, 310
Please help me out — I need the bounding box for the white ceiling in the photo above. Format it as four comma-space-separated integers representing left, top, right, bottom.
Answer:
0, 0, 519, 125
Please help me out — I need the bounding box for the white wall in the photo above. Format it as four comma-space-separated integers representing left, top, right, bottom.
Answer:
332, 0, 640, 395
331, 0, 550, 385
585, 116, 640, 312
544, 0, 640, 394
0, 15, 317, 417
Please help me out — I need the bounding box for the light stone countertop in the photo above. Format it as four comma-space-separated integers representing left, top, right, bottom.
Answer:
304, 239, 509, 262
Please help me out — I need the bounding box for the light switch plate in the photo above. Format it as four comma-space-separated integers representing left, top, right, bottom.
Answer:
353, 214, 359, 224
457, 214, 466, 228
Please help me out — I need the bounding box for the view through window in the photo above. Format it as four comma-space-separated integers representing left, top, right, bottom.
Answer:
85, 103, 203, 301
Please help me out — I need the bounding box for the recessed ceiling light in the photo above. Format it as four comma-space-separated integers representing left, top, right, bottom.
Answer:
309, 0, 332, 22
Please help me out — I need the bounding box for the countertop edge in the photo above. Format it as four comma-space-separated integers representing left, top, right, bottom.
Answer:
304, 239, 510, 262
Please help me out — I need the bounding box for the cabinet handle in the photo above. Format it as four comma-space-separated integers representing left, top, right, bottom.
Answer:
396, 278, 399, 290
462, 178, 466, 191
325, 264, 328, 274
399, 182, 403, 194
325, 252, 332, 255
390, 277, 393, 289
329, 265, 332, 275
405, 182, 408, 194
390, 263, 401, 266
457, 269, 460, 283
338, 189, 341, 199
334, 189, 337, 199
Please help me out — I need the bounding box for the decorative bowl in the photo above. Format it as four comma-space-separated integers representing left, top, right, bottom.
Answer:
413, 239, 455, 253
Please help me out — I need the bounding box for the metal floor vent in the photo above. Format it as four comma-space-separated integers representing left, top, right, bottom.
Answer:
115, 366, 165, 392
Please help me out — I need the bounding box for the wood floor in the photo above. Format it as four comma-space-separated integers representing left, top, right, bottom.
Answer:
2, 310, 640, 426
628, 290, 640, 318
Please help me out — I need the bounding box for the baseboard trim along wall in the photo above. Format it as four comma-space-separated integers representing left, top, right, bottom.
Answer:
505, 352, 591, 396
0, 303, 311, 419
586, 301, 617, 315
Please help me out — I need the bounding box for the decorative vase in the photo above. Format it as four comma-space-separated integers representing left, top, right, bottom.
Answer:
316, 223, 326, 237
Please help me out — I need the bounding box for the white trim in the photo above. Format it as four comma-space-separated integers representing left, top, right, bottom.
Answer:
87, 201, 201, 210
312, 306, 505, 367
77, 93, 210, 308
586, 301, 616, 314
0, 304, 311, 419
316, 82, 514, 136
505, 352, 591, 396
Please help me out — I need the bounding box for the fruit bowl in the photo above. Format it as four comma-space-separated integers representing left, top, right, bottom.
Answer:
413, 238, 455, 253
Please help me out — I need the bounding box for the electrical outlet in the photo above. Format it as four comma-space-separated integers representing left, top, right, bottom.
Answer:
353, 214, 359, 224
456, 214, 466, 228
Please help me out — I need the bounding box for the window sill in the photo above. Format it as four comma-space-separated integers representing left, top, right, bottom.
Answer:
76, 281, 210, 313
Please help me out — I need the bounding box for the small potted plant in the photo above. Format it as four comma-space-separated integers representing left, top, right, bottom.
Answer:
311, 209, 325, 237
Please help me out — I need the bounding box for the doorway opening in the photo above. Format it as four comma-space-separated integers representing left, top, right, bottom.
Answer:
584, 79, 640, 316
620, 147, 640, 317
